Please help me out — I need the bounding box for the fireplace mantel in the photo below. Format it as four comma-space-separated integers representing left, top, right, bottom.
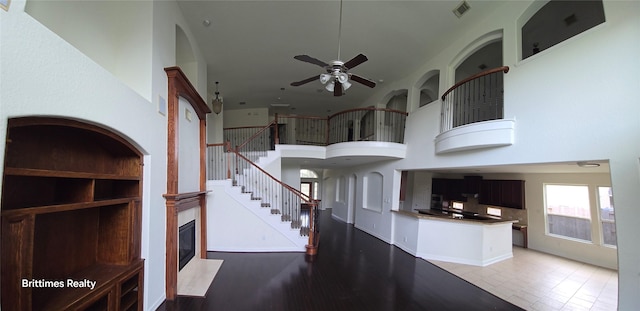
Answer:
164, 67, 211, 300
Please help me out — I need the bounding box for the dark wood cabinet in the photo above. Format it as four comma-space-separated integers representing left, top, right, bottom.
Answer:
479, 179, 525, 209
1, 117, 144, 311
499, 180, 526, 209
433, 177, 525, 209
432, 178, 467, 202
479, 179, 501, 206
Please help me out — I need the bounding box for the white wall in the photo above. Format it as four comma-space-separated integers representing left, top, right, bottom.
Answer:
223, 107, 270, 128
206, 182, 302, 252
178, 97, 201, 193
24, 0, 153, 100
281, 161, 300, 193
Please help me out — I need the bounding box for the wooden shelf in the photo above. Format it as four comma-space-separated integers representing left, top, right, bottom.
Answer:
1, 117, 144, 311
4, 167, 140, 180
1, 198, 136, 217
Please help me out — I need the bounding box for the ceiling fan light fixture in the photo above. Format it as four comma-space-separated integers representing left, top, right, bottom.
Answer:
337, 72, 349, 83
320, 73, 332, 84
325, 81, 335, 92
342, 80, 351, 91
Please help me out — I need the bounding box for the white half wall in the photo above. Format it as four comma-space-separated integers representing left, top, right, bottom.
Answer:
206, 181, 305, 252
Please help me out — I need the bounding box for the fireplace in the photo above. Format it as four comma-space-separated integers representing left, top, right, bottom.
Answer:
179, 220, 196, 270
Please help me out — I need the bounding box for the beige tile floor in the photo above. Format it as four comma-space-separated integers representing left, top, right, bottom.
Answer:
429, 247, 618, 310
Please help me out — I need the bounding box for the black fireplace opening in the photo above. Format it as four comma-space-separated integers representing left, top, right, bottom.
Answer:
179, 220, 196, 271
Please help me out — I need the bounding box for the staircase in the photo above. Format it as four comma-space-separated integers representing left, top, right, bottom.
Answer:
206, 141, 319, 255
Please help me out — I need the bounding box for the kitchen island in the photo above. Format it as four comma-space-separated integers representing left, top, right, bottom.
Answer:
392, 209, 518, 266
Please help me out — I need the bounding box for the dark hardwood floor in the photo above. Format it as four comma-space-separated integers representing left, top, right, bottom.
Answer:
158, 210, 523, 311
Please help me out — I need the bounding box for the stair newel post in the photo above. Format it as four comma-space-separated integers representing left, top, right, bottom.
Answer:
305, 201, 318, 256
274, 113, 280, 145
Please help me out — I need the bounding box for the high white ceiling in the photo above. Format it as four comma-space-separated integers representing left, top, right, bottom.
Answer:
177, 0, 507, 116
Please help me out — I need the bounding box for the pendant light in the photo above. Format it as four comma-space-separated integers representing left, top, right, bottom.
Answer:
212, 81, 223, 114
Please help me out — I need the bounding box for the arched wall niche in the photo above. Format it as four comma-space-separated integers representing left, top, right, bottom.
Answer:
518, 0, 605, 61
363, 172, 383, 212
415, 69, 441, 108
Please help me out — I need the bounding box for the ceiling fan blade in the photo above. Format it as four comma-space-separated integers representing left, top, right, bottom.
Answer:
334, 80, 343, 96
343, 54, 368, 69
294, 55, 329, 68
291, 75, 319, 87
350, 74, 376, 88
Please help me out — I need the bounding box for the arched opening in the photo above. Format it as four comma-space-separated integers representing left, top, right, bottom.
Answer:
443, 32, 505, 129
386, 91, 408, 112
521, 0, 605, 60
455, 41, 503, 82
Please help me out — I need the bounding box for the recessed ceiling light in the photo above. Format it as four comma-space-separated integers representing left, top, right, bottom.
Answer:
238, 101, 246, 105
202, 19, 211, 27
577, 161, 600, 168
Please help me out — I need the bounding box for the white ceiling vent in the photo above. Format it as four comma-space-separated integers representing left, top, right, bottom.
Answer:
453, 1, 471, 18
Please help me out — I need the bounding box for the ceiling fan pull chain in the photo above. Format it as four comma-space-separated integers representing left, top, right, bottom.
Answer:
337, 0, 343, 61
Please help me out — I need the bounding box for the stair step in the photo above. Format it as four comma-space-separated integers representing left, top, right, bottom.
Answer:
261, 203, 271, 207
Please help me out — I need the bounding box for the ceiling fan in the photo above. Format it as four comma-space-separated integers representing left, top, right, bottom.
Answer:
290, 0, 376, 96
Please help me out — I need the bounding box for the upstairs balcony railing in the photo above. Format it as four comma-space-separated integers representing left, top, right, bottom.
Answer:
440, 66, 509, 132
224, 124, 274, 163
224, 107, 408, 152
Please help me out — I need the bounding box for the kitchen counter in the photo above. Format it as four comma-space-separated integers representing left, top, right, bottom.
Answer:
392, 209, 516, 266
410, 208, 517, 224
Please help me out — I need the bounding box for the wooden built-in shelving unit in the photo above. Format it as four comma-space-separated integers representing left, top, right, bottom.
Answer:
1, 117, 144, 311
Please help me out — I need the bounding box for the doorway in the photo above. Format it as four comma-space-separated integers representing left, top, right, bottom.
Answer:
301, 181, 313, 199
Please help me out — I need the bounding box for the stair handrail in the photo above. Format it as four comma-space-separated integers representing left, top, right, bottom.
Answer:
441, 66, 509, 101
